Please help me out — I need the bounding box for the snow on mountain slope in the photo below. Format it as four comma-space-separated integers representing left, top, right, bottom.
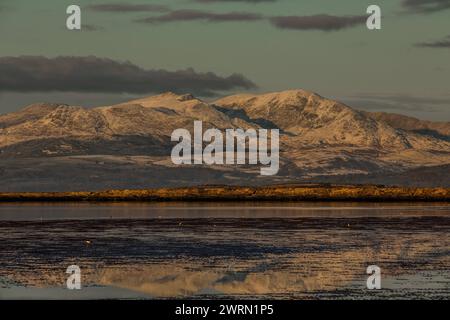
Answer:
214, 89, 447, 150
0, 90, 449, 189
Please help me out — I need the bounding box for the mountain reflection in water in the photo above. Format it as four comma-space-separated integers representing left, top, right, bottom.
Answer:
0, 202, 449, 299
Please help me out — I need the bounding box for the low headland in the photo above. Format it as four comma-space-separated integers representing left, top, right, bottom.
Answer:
0, 185, 449, 202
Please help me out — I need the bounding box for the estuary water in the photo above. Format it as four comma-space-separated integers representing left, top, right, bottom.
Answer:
0, 202, 449, 299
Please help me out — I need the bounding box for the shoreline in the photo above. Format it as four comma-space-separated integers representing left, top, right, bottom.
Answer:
0, 185, 449, 202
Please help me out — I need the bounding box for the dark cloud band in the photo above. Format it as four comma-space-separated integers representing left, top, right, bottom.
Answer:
402, 0, 450, 13
136, 9, 263, 24
416, 35, 450, 48
270, 14, 367, 31
87, 3, 169, 13
0, 56, 256, 96
195, 0, 276, 3
82, 24, 103, 32
137, 10, 367, 32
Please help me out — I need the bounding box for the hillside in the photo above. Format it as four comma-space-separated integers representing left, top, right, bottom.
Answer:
365, 111, 450, 141
0, 90, 449, 191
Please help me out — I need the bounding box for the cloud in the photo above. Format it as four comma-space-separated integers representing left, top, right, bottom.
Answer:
0, 56, 256, 96
87, 3, 169, 13
416, 35, 450, 48
269, 14, 367, 31
81, 24, 104, 32
194, 0, 276, 3
136, 9, 368, 33
401, 0, 450, 13
136, 9, 263, 24
342, 93, 450, 112
0, 3, 10, 13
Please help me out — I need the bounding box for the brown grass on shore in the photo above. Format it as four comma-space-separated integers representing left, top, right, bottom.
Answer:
0, 185, 449, 202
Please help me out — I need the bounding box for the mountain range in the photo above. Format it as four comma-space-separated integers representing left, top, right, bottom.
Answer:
0, 89, 449, 191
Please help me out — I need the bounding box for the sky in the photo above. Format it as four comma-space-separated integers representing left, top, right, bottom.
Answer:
0, 0, 449, 120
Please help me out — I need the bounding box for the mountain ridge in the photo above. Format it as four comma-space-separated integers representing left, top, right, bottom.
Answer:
364, 111, 450, 141
0, 89, 449, 191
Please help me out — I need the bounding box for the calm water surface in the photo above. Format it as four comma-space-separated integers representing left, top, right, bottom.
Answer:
0, 202, 449, 299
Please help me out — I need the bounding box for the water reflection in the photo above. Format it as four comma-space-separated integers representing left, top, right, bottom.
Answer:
0, 203, 449, 299
0, 201, 449, 221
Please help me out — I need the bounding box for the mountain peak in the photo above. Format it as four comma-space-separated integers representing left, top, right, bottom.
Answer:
21, 102, 66, 111
270, 88, 320, 98
121, 92, 202, 107
176, 93, 196, 102
148, 92, 197, 100
1, 89, 449, 189
158, 91, 178, 97
214, 89, 323, 107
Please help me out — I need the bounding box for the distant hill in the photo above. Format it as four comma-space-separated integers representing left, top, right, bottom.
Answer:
0, 90, 449, 191
364, 111, 450, 141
